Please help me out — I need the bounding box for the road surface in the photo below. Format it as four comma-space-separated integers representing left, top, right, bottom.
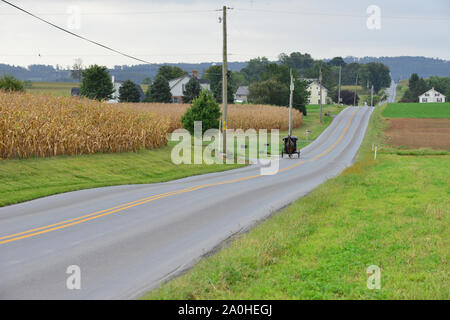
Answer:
0, 106, 373, 299
386, 80, 397, 103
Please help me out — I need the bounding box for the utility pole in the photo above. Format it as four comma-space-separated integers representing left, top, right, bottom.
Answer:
338, 65, 342, 106
289, 68, 294, 136
221, 5, 229, 155
319, 67, 323, 123
371, 85, 374, 106
353, 74, 359, 106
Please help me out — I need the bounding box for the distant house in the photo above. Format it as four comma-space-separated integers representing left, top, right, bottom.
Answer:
419, 88, 446, 103
108, 76, 145, 103
234, 86, 249, 103
305, 79, 328, 105
169, 70, 210, 103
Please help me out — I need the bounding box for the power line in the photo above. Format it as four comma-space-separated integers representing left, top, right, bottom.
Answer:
0, 0, 153, 64
234, 8, 450, 21
0, 9, 218, 16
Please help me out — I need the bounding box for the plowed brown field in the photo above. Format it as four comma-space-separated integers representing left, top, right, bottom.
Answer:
385, 118, 450, 149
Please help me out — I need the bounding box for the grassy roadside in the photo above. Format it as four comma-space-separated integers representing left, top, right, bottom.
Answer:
0, 105, 338, 207
0, 147, 243, 207
395, 79, 409, 102
144, 104, 449, 300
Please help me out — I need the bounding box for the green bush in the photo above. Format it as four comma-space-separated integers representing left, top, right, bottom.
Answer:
145, 75, 172, 103
182, 77, 201, 103
119, 80, 141, 102
181, 90, 221, 135
80, 65, 114, 101
0, 75, 25, 92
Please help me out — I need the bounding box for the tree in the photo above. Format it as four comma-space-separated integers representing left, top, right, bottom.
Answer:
156, 66, 187, 81
249, 79, 286, 106
359, 62, 391, 93
240, 57, 270, 83
71, 58, 83, 82
203, 65, 223, 89
181, 90, 222, 135
79, 65, 114, 100
203, 65, 235, 104
328, 57, 346, 67
259, 63, 310, 114
279, 52, 314, 73
145, 75, 172, 103
401, 73, 429, 102
292, 79, 310, 116
248, 64, 310, 115
0, 75, 25, 92
333, 90, 359, 105
119, 80, 141, 102
304, 61, 337, 94
427, 76, 450, 99
182, 77, 201, 103
142, 77, 152, 85
341, 63, 361, 85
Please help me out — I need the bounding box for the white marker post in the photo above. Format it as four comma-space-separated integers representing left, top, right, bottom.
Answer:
374, 145, 377, 160
218, 120, 222, 156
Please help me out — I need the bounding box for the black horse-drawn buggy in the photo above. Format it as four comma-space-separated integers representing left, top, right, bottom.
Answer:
281, 135, 301, 158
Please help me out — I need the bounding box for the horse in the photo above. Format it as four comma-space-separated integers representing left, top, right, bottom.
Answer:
285, 135, 296, 158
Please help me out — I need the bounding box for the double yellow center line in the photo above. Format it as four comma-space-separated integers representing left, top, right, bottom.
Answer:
0, 108, 360, 246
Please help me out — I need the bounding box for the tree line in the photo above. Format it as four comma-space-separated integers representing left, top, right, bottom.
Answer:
1, 51, 392, 109
400, 73, 450, 102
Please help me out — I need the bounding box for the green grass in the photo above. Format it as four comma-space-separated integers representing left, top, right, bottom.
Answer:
27, 82, 79, 97
0, 147, 244, 207
26, 81, 147, 97
383, 102, 450, 119
395, 80, 409, 103
0, 102, 339, 208
144, 105, 450, 300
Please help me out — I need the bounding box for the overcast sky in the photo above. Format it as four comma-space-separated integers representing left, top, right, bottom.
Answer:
1, 0, 449, 68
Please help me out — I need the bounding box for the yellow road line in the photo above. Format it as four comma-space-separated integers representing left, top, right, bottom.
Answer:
0, 108, 360, 246
0, 186, 202, 241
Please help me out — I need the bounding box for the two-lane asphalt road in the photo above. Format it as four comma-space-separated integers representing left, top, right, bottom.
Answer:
0, 106, 373, 299
387, 80, 397, 103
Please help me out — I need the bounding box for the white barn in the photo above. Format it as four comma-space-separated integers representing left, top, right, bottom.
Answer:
419, 88, 446, 103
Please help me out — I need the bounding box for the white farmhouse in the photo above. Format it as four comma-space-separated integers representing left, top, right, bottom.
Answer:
419, 88, 446, 103
234, 86, 249, 103
107, 76, 145, 103
305, 79, 328, 105
169, 70, 211, 103
108, 76, 123, 103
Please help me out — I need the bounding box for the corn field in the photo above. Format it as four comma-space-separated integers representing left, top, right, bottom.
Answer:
0, 92, 302, 159
121, 103, 303, 132
0, 92, 169, 159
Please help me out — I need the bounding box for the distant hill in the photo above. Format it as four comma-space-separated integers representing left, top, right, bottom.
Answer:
1, 56, 449, 83
342, 56, 450, 82
0, 62, 248, 84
